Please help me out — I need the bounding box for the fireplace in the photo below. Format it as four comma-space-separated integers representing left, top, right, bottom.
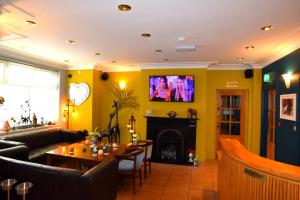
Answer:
146, 116, 197, 165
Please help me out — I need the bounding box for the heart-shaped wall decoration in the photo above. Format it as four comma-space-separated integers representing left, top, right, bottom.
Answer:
68, 83, 90, 106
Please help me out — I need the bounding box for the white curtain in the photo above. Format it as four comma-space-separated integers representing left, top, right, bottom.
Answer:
0, 61, 59, 127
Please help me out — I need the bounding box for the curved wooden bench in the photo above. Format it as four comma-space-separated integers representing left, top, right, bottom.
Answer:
218, 138, 300, 200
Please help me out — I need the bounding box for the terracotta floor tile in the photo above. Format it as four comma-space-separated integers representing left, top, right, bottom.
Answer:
189, 196, 202, 200
116, 196, 133, 200
202, 190, 217, 200
162, 192, 189, 200
117, 160, 218, 200
165, 183, 190, 193
169, 174, 191, 183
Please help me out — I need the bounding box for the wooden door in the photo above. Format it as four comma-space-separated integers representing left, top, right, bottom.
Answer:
217, 91, 246, 149
267, 89, 276, 160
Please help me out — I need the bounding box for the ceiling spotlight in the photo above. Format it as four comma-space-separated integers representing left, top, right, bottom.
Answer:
236, 57, 244, 61
177, 36, 186, 42
261, 25, 274, 31
245, 46, 255, 50
163, 58, 169, 62
141, 33, 151, 38
94, 52, 101, 56
155, 49, 162, 52
25, 20, 36, 25
66, 40, 75, 44
112, 61, 116, 63
118, 4, 131, 11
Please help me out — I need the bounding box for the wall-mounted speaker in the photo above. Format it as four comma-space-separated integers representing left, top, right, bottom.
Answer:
244, 69, 253, 78
101, 72, 109, 81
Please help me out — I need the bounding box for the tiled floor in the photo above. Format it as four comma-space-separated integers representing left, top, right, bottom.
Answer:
117, 160, 218, 200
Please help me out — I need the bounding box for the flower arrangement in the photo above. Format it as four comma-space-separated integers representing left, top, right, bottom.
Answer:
89, 127, 100, 148
89, 127, 100, 136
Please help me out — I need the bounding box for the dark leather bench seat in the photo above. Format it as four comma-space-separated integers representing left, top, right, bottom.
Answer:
0, 155, 118, 200
0, 129, 118, 200
1, 128, 87, 163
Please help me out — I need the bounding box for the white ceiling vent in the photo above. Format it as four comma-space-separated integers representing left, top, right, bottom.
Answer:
176, 45, 196, 52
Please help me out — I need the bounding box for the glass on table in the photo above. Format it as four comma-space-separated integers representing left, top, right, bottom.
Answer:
15, 182, 33, 200
1, 179, 18, 200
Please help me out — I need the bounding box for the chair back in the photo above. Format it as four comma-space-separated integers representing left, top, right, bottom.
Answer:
135, 150, 145, 169
137, 140, 153, 160
146, 142, 153, 160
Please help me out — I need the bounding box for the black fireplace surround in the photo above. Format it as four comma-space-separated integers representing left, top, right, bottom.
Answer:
146, 116, 197, 165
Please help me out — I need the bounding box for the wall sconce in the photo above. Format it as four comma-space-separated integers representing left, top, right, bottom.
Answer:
282, 73, 294, 89
64, 99, 75, 129
119, 81, 126, 90
127, 113, 136, 143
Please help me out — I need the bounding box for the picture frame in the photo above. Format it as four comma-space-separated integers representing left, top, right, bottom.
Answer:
280, 93, 296, 121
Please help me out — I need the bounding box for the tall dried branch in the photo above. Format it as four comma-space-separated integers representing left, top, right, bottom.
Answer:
109, 82, 139, 110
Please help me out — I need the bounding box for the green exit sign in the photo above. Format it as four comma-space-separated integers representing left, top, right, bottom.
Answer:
264, 73, 271, 83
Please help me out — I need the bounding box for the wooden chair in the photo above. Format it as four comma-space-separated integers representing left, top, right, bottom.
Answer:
115, 147, 145, 194
136, 140, 153, 179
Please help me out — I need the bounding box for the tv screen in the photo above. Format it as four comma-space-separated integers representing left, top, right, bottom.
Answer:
149, 75, 194, 102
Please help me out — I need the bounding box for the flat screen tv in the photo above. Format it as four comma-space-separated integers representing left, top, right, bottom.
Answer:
149, 75, 194, 102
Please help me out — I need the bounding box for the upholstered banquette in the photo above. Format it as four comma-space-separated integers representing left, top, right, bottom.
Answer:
0, 128, 87, 163
0, 130, 119, 200
0, 155, 119, 200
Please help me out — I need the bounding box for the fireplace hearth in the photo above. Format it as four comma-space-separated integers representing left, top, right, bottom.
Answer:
146, 116, 197, 165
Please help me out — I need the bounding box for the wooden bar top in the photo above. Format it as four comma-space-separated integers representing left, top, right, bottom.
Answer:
220, 138, 300, 182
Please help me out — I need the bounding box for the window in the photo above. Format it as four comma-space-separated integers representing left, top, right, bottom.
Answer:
0, 61, 59, 127
0, 62, 4, 82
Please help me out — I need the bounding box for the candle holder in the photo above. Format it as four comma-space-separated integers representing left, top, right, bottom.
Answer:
127, 114, 136, 143
1, 179, 17, 200
15, 182, 33, 200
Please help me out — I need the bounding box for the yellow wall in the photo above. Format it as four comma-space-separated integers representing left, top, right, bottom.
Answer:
64, 68, 262, 161
92, 70, 103, 131
65, 70, 94, 131
206, 69, 262, 158
99, 72, 141, 144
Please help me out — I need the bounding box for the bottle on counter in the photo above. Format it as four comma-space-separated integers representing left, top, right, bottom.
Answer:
32, 113, 37, 127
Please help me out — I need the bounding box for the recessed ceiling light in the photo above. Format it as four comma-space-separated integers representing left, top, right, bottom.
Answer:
64, 60, 69, 63
25, 20, 36, 25
66, 40, 75, 44
155, 49, 162, 52
261, 25, 274, 31
118, 4, 131, 11
94, 52, 101, 56
236, 57, 244, 61
141, 33, 151, 38
178, 37, 186, 41
163, 58, 169, 62
112, 61, 116, 63
245, 46, 255, 50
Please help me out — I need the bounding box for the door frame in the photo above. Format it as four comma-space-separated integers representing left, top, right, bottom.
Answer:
266, 89, 276, 160
216, 90, 247, 150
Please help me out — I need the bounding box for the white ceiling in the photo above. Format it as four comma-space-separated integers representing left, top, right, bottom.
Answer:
0, 0, 299, 71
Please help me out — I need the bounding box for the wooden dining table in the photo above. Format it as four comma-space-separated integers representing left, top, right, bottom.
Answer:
46, 140, 129, 170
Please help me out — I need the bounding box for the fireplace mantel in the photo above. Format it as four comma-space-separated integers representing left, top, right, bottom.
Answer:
144, 116, 199, 121
146, 116, 197, 165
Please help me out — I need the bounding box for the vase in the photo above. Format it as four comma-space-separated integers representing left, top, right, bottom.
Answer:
90, 135, 98, 148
